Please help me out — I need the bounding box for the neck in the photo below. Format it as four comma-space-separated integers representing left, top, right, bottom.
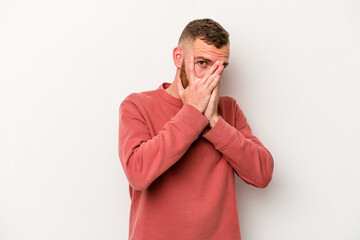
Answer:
165, 69, 181, 99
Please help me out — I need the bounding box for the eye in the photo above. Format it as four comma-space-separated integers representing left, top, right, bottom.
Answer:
198, 61, 207, 67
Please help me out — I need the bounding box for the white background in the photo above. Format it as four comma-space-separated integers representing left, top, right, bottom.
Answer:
1, 0, 359, 239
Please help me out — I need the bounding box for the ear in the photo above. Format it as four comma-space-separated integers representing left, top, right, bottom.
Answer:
172, 46, 183, 69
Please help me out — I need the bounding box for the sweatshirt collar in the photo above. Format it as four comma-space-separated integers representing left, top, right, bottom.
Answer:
157, 82, 183, 107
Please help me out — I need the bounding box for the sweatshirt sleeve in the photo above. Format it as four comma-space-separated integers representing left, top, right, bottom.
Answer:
202, 99, 274, 188
118, 99, 209, 191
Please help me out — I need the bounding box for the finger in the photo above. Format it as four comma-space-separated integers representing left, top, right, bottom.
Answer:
214, 79, 220, 92
208, 82, 219, 108
204, 64, 223, 89
201, 60, 221, 84
204, 62, 224, 89
212, 83, 218, 96
207, 74, 221, 91
213, 61, 224, 76
216, 80, 221, 97
204, 72, 219, 90
208, 85, 216, 106
185, 55, 196, 84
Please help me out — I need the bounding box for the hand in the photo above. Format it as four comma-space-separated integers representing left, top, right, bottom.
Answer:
177, 55, 224, 113
204, 77, 221, 127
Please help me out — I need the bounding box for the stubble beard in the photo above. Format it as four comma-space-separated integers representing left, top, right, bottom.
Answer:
179, 60, 189, 89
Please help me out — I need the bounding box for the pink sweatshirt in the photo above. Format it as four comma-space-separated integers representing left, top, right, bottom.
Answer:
118, 82, 274, 240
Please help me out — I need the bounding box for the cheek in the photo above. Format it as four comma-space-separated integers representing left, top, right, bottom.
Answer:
194, 65, 208, 78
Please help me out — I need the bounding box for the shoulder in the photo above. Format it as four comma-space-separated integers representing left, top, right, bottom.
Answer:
219, 95, 235, 105
118, 90, 159, 122
219, 95, 244, 112
218, 95, 240, 111
120, 88, 158, 108
218, 95, 246, 125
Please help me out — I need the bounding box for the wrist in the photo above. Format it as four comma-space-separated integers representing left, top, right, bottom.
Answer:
208, 115, 220, 128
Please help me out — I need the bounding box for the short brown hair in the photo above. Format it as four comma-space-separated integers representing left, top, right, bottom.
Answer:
178, 18, 230, 49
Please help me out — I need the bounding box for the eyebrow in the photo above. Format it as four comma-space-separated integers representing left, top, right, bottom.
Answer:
194, 56, 229, 67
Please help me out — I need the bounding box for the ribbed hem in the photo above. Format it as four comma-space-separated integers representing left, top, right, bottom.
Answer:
173, 104, 209, 137
156, 82, 183, 107
202, 116, 237, 149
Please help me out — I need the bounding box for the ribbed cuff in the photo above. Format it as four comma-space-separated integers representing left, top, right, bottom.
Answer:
173, 104, 209, 136
202, 115, 237, 149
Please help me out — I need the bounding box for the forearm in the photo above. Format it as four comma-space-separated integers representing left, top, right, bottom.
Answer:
203, 115, 274, 188
119, 102, 209, 191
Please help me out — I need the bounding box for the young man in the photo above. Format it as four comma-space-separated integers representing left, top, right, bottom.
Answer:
118, 18, 274, 240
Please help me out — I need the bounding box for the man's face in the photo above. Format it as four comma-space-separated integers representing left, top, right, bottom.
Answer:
180, 38, 230, 88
